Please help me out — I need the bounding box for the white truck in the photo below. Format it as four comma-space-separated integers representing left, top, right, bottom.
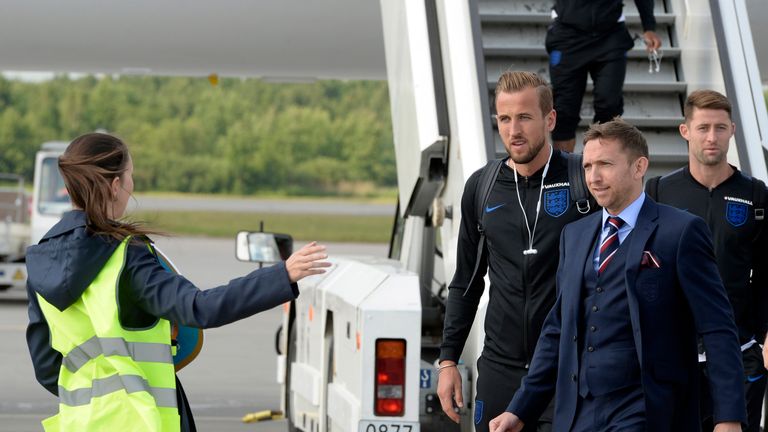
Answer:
0, 142, 70, 296
0, 173, 30, 291
270, 1, 768, 432
29, 142, 71, 245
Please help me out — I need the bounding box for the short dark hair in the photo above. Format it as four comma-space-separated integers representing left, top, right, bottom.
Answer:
582, 118, 649, 161
684, 89, 732, 121
495, 71, 553, 116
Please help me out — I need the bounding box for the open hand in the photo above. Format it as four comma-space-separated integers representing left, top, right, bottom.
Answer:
436, 362, 463, 423
285, 241, 331, 283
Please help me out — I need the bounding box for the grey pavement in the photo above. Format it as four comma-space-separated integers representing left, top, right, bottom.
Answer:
0, 237, 387, 432
128, 195, 396, 216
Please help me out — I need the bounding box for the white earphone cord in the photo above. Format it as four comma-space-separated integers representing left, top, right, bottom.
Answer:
511, 145, 553, 256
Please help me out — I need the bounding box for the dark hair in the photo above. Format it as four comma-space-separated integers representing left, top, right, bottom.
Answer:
495, 71, 553, 116
684, 89, 732, 121
58, 133, 159, 240
582, 118, 649, 161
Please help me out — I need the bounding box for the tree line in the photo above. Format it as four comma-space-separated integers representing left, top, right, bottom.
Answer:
0, 75, 395, 196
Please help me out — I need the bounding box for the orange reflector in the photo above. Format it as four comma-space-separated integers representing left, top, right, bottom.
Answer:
356, 332, 361, 351
309, 305, 314, 321
283, 302, 290, 313
376, 340, 405, 359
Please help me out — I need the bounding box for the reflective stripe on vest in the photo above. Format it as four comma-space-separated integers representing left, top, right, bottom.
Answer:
63, 336, 173, 373
58, 374, 177, 408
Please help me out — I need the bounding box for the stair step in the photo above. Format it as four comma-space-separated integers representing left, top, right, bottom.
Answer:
484, 46, 680, 60
479, 13, 675, 26
476, 0, 668, 16
486, 81, 686, 93
489, 116, 683, 129
595, 117, 682, 128
484, 57, 679, 84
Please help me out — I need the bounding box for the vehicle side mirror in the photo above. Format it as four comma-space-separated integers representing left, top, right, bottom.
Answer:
235, 231, 293, 263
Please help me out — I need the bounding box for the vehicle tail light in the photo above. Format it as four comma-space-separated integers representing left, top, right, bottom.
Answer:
374, 339, 405, 416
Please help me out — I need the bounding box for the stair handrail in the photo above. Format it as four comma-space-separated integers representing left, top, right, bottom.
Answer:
710, 0, 768, 181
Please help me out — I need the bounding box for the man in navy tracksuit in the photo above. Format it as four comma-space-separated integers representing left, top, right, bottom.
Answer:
547, 0, 661, 153
645, 90, 768, 432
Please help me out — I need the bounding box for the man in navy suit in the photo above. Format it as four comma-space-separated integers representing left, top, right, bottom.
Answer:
489, 119, 746, 431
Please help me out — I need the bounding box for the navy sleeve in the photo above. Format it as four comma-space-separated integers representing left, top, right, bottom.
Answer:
677, 217, 747, 424
634, 0, 657, 32
124, 243, 298, 329
25, 285, 61, 396
439, 169, 486, 362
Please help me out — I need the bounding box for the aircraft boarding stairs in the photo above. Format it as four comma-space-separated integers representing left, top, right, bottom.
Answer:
474, 0, 687, 178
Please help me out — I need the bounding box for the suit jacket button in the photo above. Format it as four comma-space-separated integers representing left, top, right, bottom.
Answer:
592, 305, 599, 312
573, 335, 577, 341
590, 325, 597, 332
587, 346, 595, 352
571, 374, 577, 382
596, 287, 603, 293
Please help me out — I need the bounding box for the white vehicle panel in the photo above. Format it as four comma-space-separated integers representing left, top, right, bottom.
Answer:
328, 382, 361, 432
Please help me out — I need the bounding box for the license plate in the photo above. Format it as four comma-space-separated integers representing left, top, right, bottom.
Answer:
358, 421, 419, 432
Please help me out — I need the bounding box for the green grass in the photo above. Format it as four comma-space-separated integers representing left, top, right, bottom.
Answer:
130, 210, 393, 243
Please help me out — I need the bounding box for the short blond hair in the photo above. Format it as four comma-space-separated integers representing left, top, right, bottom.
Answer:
495, 71, 553, 116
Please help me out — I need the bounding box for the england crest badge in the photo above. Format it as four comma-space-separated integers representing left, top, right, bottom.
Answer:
726, 201, 748, 227
544, 188, 569, 217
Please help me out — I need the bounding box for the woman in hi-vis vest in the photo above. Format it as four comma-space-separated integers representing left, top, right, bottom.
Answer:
25, 132, 330, 432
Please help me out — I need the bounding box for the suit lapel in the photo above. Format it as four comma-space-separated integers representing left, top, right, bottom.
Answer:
623, 198, 659, 363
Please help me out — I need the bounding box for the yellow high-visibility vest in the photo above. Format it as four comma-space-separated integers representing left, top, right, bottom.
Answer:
37, 237, 179, 431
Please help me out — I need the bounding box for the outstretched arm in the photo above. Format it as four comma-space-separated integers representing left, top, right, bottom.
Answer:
126, 241, 328, 329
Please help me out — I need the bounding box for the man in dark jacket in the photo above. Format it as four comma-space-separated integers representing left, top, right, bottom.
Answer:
437, 71, 595, 432
646, 90, 768, 432
548, 0, 661, 152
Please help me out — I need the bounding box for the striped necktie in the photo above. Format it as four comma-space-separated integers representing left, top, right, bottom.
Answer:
598, 216, 625, 275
